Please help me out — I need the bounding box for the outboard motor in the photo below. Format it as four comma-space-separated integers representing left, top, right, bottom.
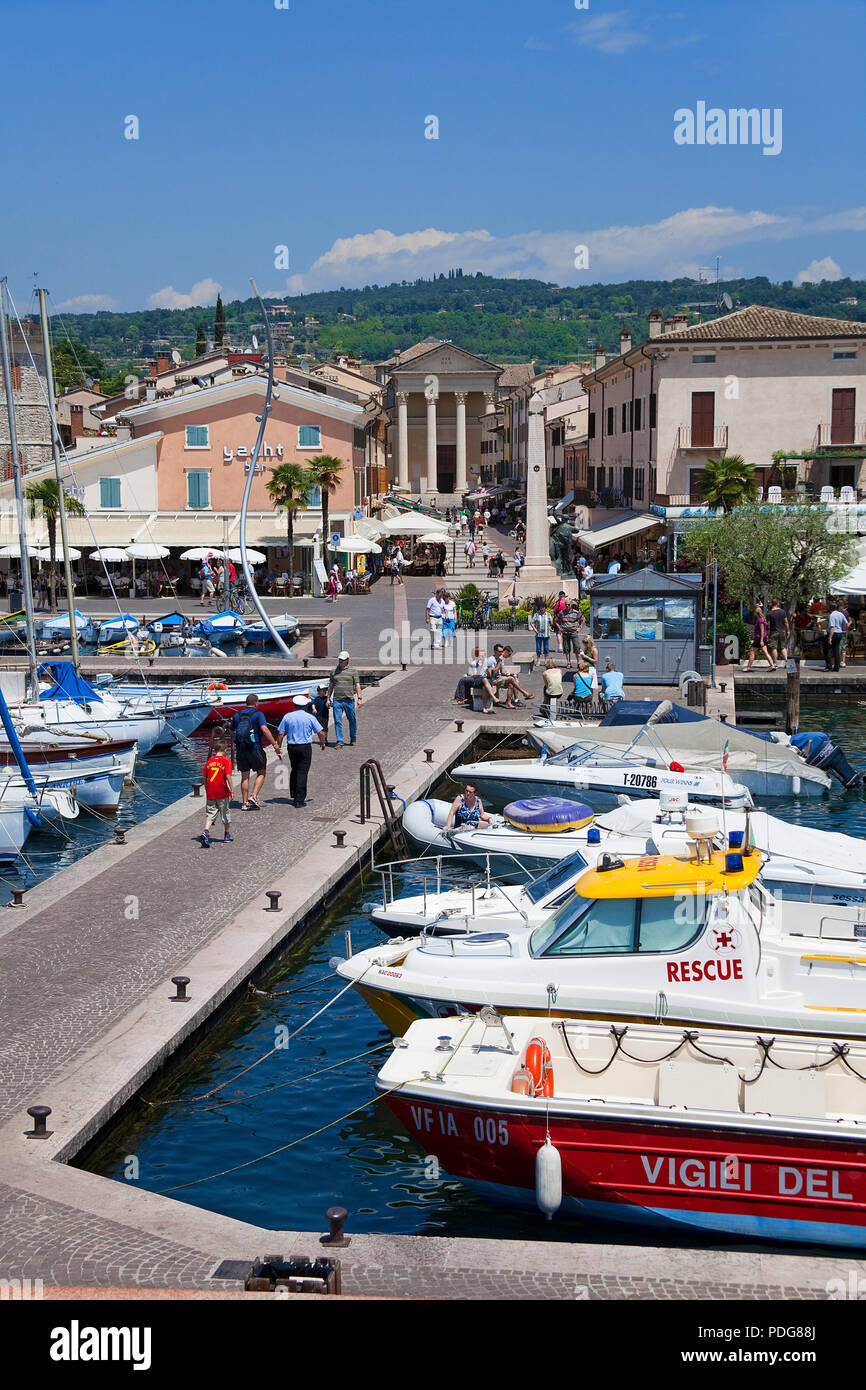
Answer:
791, 731, 863, 789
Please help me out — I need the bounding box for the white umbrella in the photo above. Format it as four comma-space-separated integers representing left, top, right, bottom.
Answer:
180, 547, 225, 561
329, 536, 382, 554
418, 532, 450, 545
90, 548, 130, 562
35, 546, 82, 561
379, 513, 448, 536
126, 543, 170, 559
0, 543, 39, 559
227, 547, 266, 564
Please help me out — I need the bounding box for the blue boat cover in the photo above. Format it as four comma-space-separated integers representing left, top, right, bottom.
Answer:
144, 610, 187, 630
599, 699, 774, 743
38, 661, 104, 705
194, 609, 246, 636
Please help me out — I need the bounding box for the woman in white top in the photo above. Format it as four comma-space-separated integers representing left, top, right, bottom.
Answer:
442, 593, 457, 643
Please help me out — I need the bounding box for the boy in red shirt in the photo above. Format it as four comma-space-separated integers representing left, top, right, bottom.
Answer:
202, 731, 233, 847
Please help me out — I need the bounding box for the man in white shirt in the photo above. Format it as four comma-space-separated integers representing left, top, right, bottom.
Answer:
825, 604, 850, 671
465, 539, 476, 568
426, 589, 446, 649
580, 561, 594, 595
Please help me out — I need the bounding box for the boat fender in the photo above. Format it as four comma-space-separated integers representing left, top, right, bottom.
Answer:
208, 681, 228, 691
669, 761, 685, 773
535, 1138, 562, 1221
511, 1067, 533, 1095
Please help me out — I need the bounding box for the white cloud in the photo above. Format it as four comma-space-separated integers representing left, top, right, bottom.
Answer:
54, 293, 118, 312
147, 278, 221, 310
524, 35, 553, 51
795, 256, 843, 286
568, 11, 649, 54
284, 207, 799, 293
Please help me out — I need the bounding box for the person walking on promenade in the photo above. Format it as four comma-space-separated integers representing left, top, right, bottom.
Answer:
389, 546, 404, 586
767, 598, 790, 663
201, 731, 234, 847
542, 657, 564, 718
442, 590, 457, 644
560, 599, 586, 664
513, 547, 525, 579
312, 681, 331, 745
199, 554, 215, 606
552, 591, 568, 652
745, 603, 776, 670
230, 693, 282, 809
825, 603, 850, 672
465, 537, 477, 569
276, 693, 326, 808
329, 650, 363, 747
529, 597, 552, 658
427, 588, 445, 649
495, 549, 506, 578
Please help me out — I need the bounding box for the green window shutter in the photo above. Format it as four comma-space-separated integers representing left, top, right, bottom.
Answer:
185, 425, 209, 447
187, 470, 209, 508
299, 425, 321, 448
99, 477, 121, 508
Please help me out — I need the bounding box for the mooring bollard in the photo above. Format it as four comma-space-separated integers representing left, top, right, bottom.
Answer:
719, 682, 727, 694
266, 890, 281, 912
321, 1205, 351, 1248
302, 658, 309, 668
10, 887, 24, 907
114, 828, 126, 846
401, 661, 407, 671
424, 748, 434, 763
192, 781, 202, 797
333, 829, 347, 848
455, 720, 464, 732
25, 1105, 53, 1139
170, 975, 191, 1002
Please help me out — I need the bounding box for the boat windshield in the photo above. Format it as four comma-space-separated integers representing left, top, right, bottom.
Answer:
523, 850, 589, 905
529, 892, 707, 957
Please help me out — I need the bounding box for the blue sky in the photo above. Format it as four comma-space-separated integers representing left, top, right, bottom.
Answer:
2, 0, 865, 310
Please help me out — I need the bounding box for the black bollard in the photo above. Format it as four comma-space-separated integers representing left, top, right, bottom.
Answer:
320, 1206, 351, 1248
114, 828, 126, 846
455, 720, 464, 732
266, 890, 281, 911
424, 748, 434, 763
192, 781, 202, 798
170, 975, 191, 1002
333, 830, 347, 848
10, 887, 24, 907
25, 1105, 53, 1139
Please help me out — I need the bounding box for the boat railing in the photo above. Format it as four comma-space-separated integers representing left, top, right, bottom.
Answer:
371, 849, 536, 912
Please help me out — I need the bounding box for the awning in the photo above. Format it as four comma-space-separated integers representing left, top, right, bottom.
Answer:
576, 513, 661, 553
830, 541, 866, 594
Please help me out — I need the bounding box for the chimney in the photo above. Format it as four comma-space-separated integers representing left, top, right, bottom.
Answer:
156, 352, 170, 374
619, 325, 632, 356
91, 379, 100, 393
669, 313, 689, 331
664, 317, 676, 333
594, 344, 606, 370
648, 309, 662, 339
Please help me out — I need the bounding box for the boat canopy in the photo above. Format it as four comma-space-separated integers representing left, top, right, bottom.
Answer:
600, 700, 773, 744
577, 849, 762, 900
37, 662, 104, 705
143, 611, 188, 630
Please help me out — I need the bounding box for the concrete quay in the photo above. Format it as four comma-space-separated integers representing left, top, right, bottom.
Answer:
0, 579, 856, 1300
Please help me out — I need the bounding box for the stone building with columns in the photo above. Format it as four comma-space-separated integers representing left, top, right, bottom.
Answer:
378, 340, 501, 499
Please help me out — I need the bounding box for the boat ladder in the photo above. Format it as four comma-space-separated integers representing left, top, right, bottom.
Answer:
359, 758, 408, 859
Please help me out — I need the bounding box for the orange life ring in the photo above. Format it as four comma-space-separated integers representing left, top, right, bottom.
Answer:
208, 681, 228, 691
524, 1038, 554, 1097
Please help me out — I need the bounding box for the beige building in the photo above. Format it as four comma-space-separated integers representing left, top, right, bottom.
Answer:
582, 306, 866, 508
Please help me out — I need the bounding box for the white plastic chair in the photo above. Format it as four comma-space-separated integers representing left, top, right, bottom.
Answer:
840, 485, 855, 504
820, 486, 835, 504
767, 485, 782, 504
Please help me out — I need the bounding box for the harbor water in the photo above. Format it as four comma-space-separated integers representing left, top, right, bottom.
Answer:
82, 700, 866, 1249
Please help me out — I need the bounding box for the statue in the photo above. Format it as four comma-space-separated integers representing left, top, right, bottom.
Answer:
549, 519, 576, 577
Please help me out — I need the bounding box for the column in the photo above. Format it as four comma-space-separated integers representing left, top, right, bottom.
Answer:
454, 391, 467, 494
484, 391, 496, 416
426, 389, 437, 495
519, 391, 560, 587
396, 390, 409, 490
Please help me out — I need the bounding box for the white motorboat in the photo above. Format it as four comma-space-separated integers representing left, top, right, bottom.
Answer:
242, 613, 300, 645
20, 664, 211, 752
338, 846, 866, 1039
0, 736, 137, 811
98, 676, 321, 726
452, 743, 753, 811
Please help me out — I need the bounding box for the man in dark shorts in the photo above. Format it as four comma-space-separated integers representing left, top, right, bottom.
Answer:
767, 598, 790, 663
229, 693, 281, 809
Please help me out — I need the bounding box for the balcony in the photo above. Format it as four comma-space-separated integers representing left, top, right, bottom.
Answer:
814, 422, 866, 448
676, 425, 728, 451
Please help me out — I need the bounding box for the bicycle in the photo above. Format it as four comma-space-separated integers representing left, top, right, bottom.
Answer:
223, 581, 256, 615
467, 591, 494, 628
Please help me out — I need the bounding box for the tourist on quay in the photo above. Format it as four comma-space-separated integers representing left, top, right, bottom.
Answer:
465, 537, 477, 569
442, 781, 492, 833
825, 603, 850, 672
389, 546, 404, 586
560, 599, 586, 663
601, 658, 625, 703
442, 590, 457, 643
839, 602, 851, 667
482, 538, 490, 569
552, 591, 568, 652
542, 657, 564, 718
489, 644, 534, 707
792, 600, 815, 656
767, 598, 790, 662
328, 650, 363, 748
581, 632, 599, 667
571, 660, 595, 709
312, 681, 331, 746
483, 507, 491, 527
580, 559, 594, 595
426, 588, 446, 649
745, 603, 776, 670
467, 647, 500, 713
494, 549, 506, 578
200, 730, 233, 847
200, 554, 216, 606
514, 547, 525, 578
327, 564, 341, 602
529, 598, 553, 658
276, 693, 326, 808
230, 694, 282, 810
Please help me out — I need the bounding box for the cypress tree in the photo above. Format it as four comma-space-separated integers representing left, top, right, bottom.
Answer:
195, 321, 206, 357
214, 294, 227, 347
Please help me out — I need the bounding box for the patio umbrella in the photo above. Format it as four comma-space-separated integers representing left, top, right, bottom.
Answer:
180, 547, 225, 561
328, 536, 382, 554
0, 543, 38, 558
418, 532, 450, 545
90, 548, 130, 562
125, 542, 169, 592
379, 513, 448, 536
35, 547, 82, 561
227, 547, 266, 564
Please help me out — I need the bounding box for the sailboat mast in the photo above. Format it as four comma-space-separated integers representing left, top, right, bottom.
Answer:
37, 288, 80, 668
0, 278, 40, 696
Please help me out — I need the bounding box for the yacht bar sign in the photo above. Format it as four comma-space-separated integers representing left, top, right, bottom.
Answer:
223, 443, 284, 461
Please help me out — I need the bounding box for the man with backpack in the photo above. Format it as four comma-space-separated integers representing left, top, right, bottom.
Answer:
229, 693, 282, 809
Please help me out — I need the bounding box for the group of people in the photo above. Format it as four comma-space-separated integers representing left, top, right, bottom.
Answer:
199, 652, 364, 844
425, 589, 459, 646
199, 554, 237, 606
746, 596, 855, 672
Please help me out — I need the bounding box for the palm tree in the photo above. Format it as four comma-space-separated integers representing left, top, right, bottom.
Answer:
265, 463, 312, 590
305, 455, 345, 558
25, 479, 85, 610
696, 455, 758, 513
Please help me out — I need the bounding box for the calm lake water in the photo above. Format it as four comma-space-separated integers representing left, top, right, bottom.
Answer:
82, 700, 866, 1248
